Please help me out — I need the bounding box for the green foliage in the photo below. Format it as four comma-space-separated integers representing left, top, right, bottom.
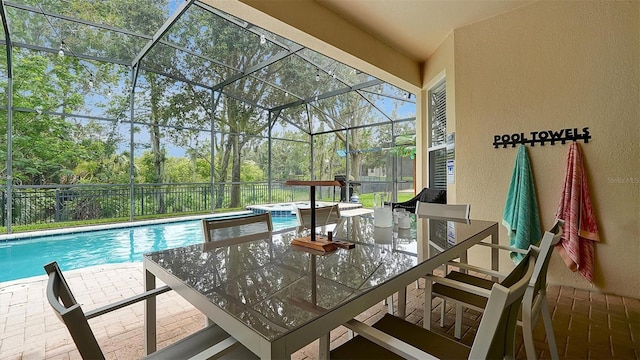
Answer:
2, 50, 86, 184
388, 134, 416, 159
163, 157, 210, 183
240, 160, 264, 182
0, 1, 416, 229
136, 151, 163, 183
266, 134, 310, 180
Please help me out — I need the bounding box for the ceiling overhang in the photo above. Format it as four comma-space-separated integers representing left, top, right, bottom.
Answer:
210, 0, 537, 93
206, 0, 421, 92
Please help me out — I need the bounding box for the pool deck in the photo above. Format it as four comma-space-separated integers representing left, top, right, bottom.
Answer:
1, 263, 638, 359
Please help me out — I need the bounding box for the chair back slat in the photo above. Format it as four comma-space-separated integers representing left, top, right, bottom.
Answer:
296, 204, 341, 228
470, 250, 537, 359
415, 202, 470, 220
202, 213, 273, 242
44, 262, 105, 360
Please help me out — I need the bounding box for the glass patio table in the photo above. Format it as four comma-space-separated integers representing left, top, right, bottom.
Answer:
142, 214, 498, 359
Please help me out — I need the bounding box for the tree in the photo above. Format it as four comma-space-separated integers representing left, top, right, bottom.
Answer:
388, 134, 416, 159
313, 96, 381, 181
264, 132, 310, 180
0, 49, 97, 184
1, 0, 416, 218
1, 0, 168, 186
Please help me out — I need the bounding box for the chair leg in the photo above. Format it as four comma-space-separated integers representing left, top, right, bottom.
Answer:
541, 299, 560, 360
319, 333, 330, 360
522, 302, 537, 360
459, 252, 468, 274
440, 298, 446, 327
436, 264, 449, 328
437, 264, 447, 328
454, 303, 463, 338
386, 295, 394, 314
424, 278, 433, 330
398, 288, 407, 319
506, 320, 517, 360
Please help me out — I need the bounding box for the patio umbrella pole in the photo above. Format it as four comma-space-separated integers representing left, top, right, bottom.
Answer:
285, 180, 354, 252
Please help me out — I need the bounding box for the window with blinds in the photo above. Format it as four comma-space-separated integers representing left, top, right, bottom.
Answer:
428, 81, 447, 191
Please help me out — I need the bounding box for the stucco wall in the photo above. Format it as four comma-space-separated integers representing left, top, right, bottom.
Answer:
444, 1, 639, 297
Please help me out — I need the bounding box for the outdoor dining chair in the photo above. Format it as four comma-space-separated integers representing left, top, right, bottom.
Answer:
201, 212, 273, 246
296, 204, 341, 228
331, 246, 537, 360
425, 220, 563, 360
415, 202, 470, 220
44, 261, 256, 360
392, 202, 472, 318
200, 212, 275, 325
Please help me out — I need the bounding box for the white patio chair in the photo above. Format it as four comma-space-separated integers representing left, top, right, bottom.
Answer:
201, 212, 273, 245
331, 246, 537, 360
389, 202, 471, 319
425, 220, 563, 360
415, 201, 470, 220
201, 212, 274, 325
44, 261, 257, 360
296, 204, 341, 228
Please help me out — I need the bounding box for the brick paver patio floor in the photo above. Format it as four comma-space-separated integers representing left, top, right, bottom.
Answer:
1, 263, 638, 359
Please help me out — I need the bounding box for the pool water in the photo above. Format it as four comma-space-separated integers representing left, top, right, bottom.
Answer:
0, 216, 298, 283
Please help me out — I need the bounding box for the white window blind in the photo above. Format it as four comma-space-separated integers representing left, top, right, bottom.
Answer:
428, 81, 447, 190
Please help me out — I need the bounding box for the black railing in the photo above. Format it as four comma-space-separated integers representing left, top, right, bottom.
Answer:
0, 182, 307, 229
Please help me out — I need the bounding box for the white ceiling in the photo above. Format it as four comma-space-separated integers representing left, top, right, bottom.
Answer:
314, 0, 534, 61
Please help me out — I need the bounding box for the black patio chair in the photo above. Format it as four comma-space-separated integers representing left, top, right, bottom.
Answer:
391, 187, 447, 213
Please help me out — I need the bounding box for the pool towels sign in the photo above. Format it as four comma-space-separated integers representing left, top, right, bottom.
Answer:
493, 127, 591, 148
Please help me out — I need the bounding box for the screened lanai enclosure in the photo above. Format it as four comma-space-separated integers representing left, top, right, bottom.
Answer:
0, 0, 416, 233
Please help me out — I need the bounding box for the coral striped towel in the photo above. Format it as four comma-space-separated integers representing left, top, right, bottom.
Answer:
502, 145, 542, 263
555, 142, 600, 282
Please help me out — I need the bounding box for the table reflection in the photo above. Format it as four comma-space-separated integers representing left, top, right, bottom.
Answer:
144, 214, 496, 344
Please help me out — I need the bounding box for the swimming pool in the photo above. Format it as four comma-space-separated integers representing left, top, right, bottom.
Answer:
0, 216, 299, 283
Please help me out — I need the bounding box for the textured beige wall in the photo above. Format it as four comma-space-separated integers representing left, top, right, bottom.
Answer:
448, 1, 639, 297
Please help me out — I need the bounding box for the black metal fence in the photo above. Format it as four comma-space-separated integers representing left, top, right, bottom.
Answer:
0, 182, 307, 228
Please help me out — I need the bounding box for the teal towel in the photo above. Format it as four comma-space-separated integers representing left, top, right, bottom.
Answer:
502, 145, 542, 263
